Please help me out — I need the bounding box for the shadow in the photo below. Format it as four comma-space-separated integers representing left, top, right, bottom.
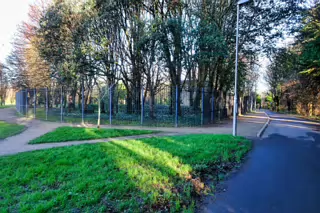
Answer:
307, 131, 320, 145
200, 132, 320, 213
2, 133, 252, 212
84, 128, 100, 138
108, 140, 191, 178
1, 141, 195, 212
98, 140, 195, 211
139, 135, 252, 183
101, 135, 250, 211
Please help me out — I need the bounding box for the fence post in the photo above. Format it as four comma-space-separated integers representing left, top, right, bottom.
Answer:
18, 91, 19, 113
60, 86, 63, 123
19, 91, 21, 114
34, 89, 36, 118
26, 90, 28, 117
20, 91, 21, 113
17, 91, 18, 112
16, 92, 19, 111
46, 88, 48, 121
175, 85, 178, 128
141, 87, 144, 125
211, 94, 214, 123
109, 85, 113, 125
16, 92, 17, 112
81, 83, 84, 124
20, 91, 22, 114
201, 88, 205, 126
16, 91, 18, 112
21, 91, 22, 113
15, 92, 17, 112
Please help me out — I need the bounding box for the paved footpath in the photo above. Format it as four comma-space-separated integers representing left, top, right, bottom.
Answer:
201, 110, 320, 213
0, 108, 267, 156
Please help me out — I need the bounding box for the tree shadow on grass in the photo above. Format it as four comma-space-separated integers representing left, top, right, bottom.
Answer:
1, 142, 195, 212
100, 140, 195, 211
1, 135, 250, 212
137, 135, 253, 189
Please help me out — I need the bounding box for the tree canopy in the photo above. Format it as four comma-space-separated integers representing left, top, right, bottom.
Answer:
265, 3, 320, 115
3, 0, 303, 114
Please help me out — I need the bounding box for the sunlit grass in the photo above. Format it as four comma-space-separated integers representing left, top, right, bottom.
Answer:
0, 134, 251, 212
29, 127, 157, 144
0, 121, 25, 139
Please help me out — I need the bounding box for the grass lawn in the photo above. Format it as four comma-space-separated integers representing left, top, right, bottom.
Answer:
32, 108, 206, 127
0, 134, 252, 212
0, 121, 25, 139
0, 105, 14, 109
29, 127, 157, 144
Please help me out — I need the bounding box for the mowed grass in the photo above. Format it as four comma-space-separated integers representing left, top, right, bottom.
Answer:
0, 121, 25, 139
29, 127, 157, 144
0, 135, 252, 212
0, 105, 14, 109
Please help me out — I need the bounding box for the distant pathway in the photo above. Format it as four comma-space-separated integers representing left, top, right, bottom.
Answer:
0, 108, 267, 156
0, 132, 181, 156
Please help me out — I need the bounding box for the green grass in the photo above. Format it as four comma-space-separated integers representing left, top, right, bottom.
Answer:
0, 134, 251, 212
0, 121, 25, 139
0, 105, 14, 109
31, 108, 209, 127
29, 127, 157, 144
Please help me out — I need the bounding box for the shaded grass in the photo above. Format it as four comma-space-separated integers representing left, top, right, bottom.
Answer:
29, 127, 157, 144
0, 105, 14, 109
31, 108, 212, 127
0, 121, 25, 139
0, 134, 252, 212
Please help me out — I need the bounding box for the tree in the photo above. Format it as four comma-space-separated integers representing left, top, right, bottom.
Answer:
0, 63, 9, 105
5, 0, 305, 126
265, 48, 298, 111
265, 3, 320, 116
298, 3, 320, 100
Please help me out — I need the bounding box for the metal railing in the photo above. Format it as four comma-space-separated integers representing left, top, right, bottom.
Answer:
15, 85, 232, 127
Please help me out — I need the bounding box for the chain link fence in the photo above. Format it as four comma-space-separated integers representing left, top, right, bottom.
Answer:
16, 85, 234, 127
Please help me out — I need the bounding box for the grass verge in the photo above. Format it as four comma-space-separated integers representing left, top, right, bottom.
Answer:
29, 127, 157, 144
0, 121, 25, 139
0, 134, 252, 212
295, 115, 320, 122
0, 105, 14, 109
272, 110, 320, 122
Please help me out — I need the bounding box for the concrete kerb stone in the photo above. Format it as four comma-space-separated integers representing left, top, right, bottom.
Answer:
257, 111, 270, 138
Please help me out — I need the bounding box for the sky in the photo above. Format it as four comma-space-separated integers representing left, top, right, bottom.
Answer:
257, 57, 269, 94
0, 0, 35, 62
0, 0, 270, 93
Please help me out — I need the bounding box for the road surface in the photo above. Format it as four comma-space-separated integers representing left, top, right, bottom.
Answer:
201, 110, 320, 213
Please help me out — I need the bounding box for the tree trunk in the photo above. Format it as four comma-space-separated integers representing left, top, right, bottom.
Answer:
169, 86, 173, 115
126, 92, 133, 114
149, 88, 156, 119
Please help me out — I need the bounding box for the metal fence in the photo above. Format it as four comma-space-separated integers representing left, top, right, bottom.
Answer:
15, 85, 233, 127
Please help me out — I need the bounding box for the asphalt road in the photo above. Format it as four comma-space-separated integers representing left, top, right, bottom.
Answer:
201, 110, 320, 213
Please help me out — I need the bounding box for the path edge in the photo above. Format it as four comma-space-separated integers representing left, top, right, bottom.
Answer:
257, 111, 270, 138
